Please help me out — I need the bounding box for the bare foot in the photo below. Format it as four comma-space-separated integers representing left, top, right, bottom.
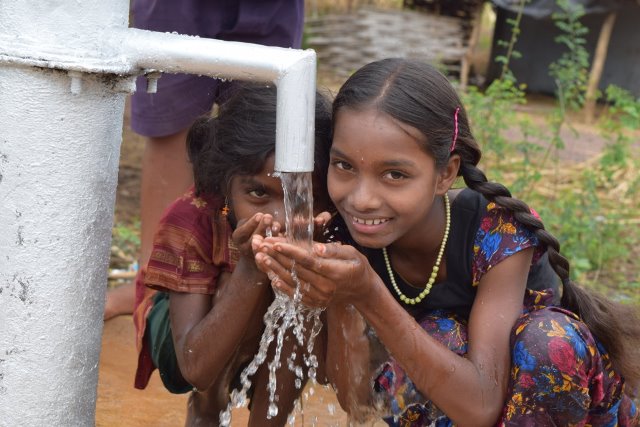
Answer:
104, 281, 136, 321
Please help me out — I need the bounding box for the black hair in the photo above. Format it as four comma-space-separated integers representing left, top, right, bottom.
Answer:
333, 58, 640, 388
186, 84, 333, 211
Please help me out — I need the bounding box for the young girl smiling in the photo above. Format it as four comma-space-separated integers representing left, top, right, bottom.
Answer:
254, 59, 640, 426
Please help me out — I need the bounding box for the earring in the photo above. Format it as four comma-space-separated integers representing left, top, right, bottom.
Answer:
221, 198, 230, 217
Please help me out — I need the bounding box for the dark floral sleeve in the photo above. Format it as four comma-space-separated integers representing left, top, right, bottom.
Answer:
472, 202, 544, 286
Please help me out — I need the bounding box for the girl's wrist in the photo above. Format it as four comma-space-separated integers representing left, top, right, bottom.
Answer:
235, 256, 268, 283
353, 268, 386, 313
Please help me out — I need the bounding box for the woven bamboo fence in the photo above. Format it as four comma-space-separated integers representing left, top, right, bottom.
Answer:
305, 7, 471, 78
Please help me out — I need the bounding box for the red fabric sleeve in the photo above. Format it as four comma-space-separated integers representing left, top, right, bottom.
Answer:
143, 189, 234, 294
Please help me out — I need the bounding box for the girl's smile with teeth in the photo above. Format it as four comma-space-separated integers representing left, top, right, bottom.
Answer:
353, 216, 389, 226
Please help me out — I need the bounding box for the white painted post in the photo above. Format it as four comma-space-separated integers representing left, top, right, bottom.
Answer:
0, 1, 131, 425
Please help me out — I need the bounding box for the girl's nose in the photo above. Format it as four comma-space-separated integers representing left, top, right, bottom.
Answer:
348, 178, 381, 212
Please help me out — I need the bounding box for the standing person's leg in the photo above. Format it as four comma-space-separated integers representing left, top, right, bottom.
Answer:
103, 129, 193, 320
104, 70, 221, 321
139, 129, 193, 268
105, 0, 229, 321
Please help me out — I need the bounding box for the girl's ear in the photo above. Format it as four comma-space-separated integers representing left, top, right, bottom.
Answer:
436, 154, 461, 195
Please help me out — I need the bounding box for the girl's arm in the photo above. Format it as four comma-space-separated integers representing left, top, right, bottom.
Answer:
170, 213, 275, 391
256, 241, 532, 427
170, 255, 270, 391
325, 302, 375, 420
173, 212, 331, 409
248, 310, 326, 425
356, 249, 531, 426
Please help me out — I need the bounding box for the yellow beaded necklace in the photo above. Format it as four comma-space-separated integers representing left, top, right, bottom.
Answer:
382, 193, 451, 305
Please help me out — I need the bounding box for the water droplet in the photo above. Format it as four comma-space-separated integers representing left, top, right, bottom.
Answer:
219, 409, 231, 425
267, 403, 279, 418
287, 412, 296, 425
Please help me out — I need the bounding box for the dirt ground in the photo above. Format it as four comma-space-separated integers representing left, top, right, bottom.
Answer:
96, 316, 349, 426
96, 316, 189, 427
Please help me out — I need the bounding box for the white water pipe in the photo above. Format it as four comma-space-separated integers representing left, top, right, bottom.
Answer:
0, 1, 317, 425
120, 29, 317, 173
0, 29, 317, 173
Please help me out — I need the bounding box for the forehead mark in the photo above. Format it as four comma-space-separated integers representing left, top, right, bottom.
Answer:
330, 146, 418, 170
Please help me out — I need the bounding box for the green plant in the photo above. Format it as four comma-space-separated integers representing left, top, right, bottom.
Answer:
464, 79, 527, 175
548, 0, 590, 111
462, 0, 639, 295
110, 220, 140, 270
488, 0, 527, 82
527, 0, 590, 197
599, 85, 640, 170
463, 0, 528, 174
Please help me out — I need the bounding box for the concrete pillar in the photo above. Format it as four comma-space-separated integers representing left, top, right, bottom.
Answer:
0, 1, 130, 425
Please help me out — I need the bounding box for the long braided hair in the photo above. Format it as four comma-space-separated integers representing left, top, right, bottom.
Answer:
333, 58, 640, 389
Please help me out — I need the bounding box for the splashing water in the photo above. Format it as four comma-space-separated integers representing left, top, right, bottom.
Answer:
220, 172, 325, 425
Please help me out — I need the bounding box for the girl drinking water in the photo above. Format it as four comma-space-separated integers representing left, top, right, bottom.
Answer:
133, 84, 333, 426
253, 59, 640, 426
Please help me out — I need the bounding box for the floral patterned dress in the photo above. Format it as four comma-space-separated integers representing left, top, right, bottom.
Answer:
373, 201, 639, 426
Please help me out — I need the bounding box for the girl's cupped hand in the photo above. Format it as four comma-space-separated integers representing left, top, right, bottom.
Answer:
252, 237, 374, 308
233, 213, 282, 260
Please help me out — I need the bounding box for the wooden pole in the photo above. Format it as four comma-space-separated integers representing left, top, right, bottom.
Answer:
584, 11, 617, 124
460, 3, 485, 90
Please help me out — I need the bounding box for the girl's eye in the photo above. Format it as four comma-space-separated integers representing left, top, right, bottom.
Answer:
332, 160, 353, 171
248, 188, 268, 198
384, 170, 407, 180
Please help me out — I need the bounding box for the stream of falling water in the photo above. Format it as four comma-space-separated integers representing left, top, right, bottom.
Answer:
220, 171, 325, 426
